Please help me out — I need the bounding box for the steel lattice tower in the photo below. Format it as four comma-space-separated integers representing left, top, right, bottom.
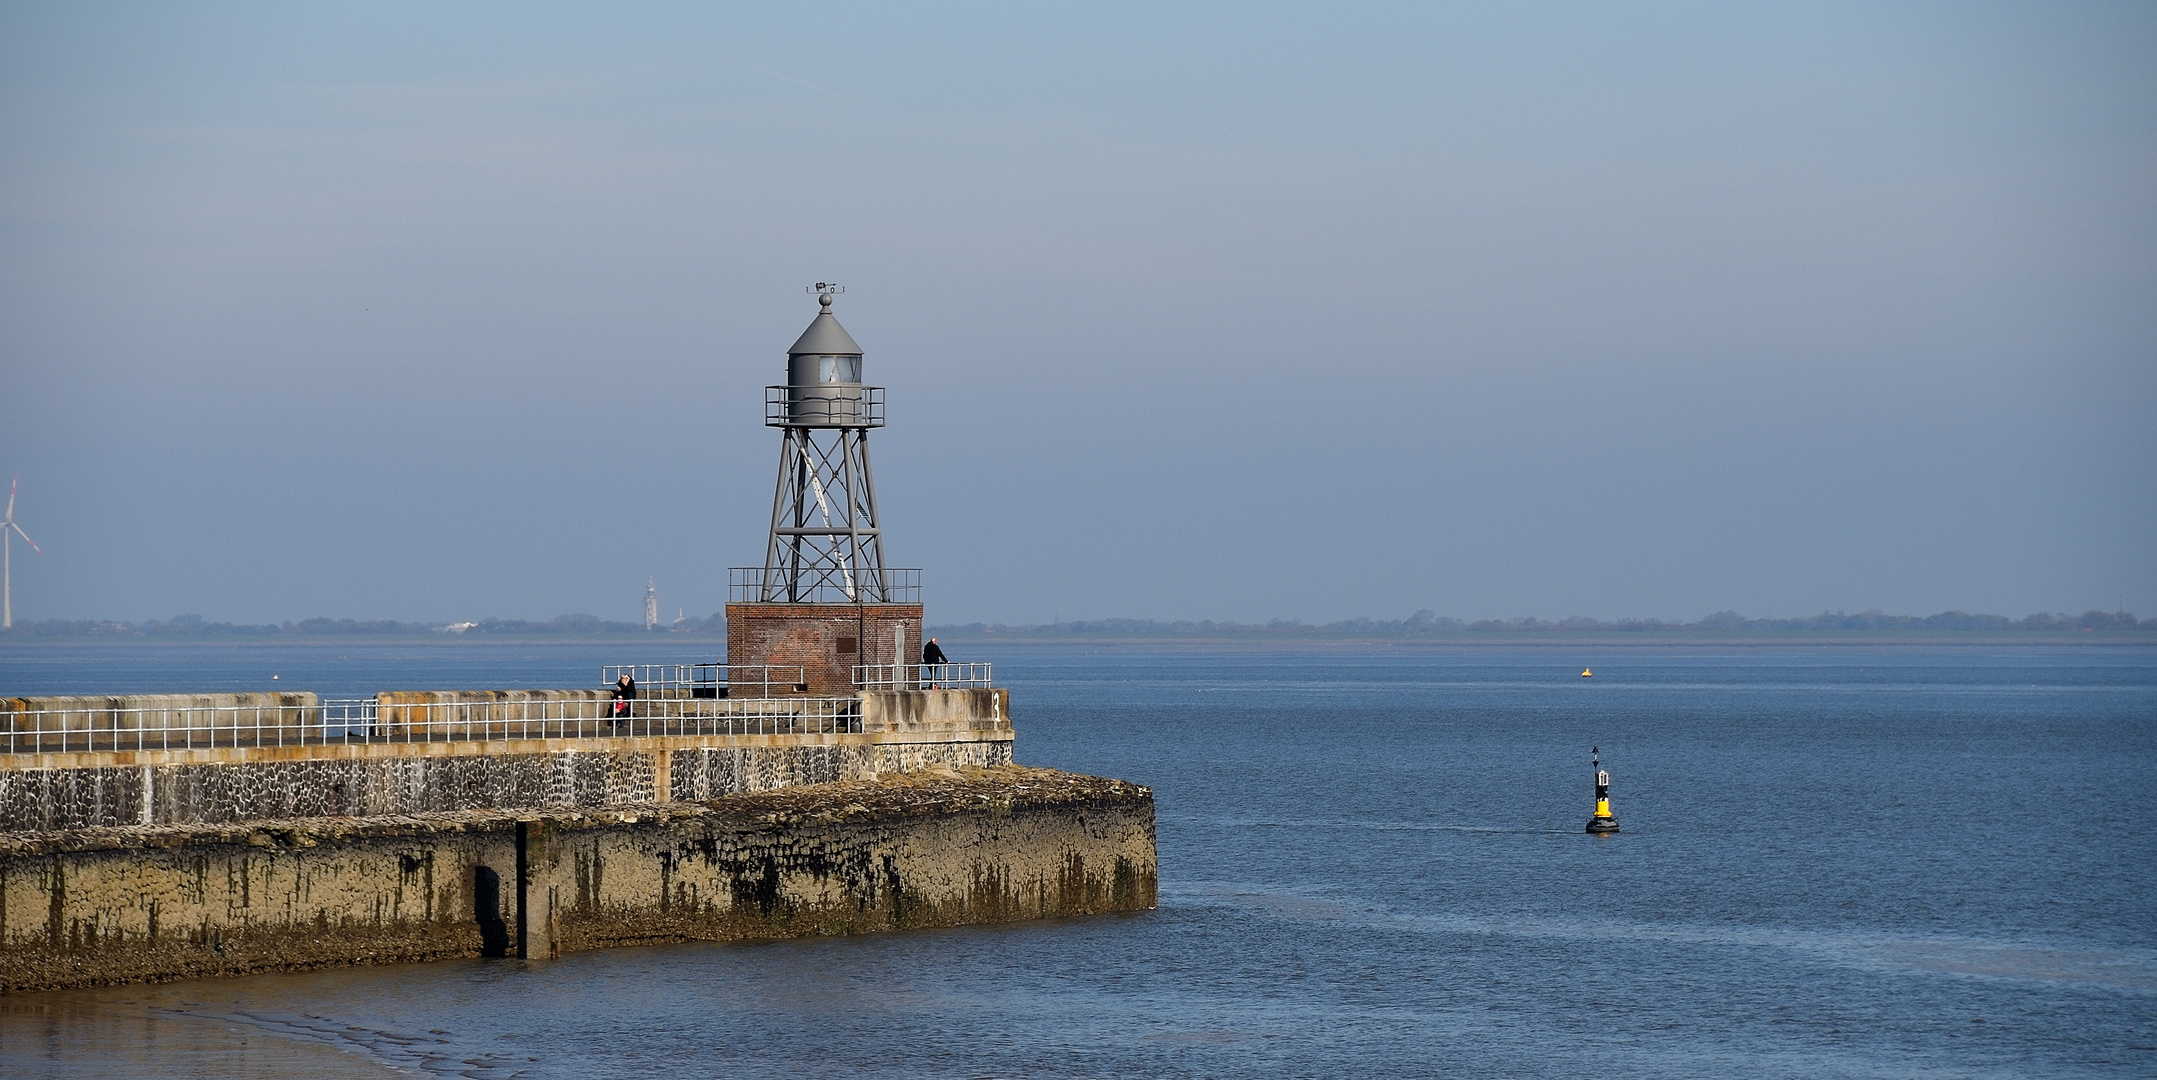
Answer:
751, 286, 896, 603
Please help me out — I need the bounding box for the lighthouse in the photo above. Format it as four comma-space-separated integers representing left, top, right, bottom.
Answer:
1585, 746, 1620, 834
725, 286, 922, 695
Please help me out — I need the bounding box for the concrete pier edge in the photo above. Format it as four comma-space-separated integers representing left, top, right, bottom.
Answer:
0, 765, 1157, 993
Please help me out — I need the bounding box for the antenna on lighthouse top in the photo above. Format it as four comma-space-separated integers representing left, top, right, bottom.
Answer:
807, 283, 844, 311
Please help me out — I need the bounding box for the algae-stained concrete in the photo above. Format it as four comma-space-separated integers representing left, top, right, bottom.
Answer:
0, 766, 1156, 993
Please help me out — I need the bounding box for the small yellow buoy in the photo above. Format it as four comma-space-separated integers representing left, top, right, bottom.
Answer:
1580, 667, 1593, 678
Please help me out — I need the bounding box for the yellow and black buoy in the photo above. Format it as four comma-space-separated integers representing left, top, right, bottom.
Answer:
1581, 667, 1593, 678
1586, 746, 1620, 834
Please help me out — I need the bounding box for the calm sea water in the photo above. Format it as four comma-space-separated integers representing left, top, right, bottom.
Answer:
2, 639, 2153, 1078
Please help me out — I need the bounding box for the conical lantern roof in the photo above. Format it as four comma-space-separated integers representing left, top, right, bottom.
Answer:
788, 310, 862, 356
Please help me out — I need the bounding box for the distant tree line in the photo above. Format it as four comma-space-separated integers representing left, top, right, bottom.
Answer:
0, 612, 728, 638
931, 608, 2153, 637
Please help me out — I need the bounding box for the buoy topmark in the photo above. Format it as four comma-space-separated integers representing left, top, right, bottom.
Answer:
1580, 667, 1593, 678
1586, 745, 1619, 834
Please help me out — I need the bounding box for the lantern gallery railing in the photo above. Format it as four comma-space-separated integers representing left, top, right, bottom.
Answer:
729, 566, 921, 605
851, 663, 995, 690
599, 665, 808, 697
765, 384, 886, 428
0, 696, 870, 754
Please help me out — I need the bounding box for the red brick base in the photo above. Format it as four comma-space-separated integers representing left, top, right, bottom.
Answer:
725, 604, 924, 696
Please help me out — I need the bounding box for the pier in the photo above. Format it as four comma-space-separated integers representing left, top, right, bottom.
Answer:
0, 664, 1156, 992
0, 289, 1159, 992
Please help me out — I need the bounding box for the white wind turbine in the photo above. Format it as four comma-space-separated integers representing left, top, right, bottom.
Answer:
2, 475, 42, 630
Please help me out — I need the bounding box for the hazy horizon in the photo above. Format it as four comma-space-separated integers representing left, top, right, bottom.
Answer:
7, 604, 2147, 637
3, 3, 2151, 627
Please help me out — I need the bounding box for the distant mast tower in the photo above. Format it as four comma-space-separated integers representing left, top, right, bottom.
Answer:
644, 579, 659, 631
726, 285, 922, 694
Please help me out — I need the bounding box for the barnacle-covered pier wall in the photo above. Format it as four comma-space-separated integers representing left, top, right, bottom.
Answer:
0, 765, 1155, 993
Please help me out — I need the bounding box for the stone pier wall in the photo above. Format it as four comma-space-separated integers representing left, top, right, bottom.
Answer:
0, 766, 1156, 993
0, 738, 1015, 832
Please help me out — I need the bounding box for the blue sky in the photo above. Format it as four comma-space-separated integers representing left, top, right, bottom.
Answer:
1, 2, 2151, 625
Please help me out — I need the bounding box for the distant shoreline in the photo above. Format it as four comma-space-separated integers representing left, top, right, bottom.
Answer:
0, 634, 728, 648
929, 630, 2157, 647
3, 608, 2149, 648
2, 630, 2152, 649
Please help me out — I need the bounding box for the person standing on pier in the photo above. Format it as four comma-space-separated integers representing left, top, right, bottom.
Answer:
611, 671, 636, 728
922, 637, 947, 688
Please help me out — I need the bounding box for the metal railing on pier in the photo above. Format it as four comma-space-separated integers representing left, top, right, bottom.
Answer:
599, 664, 807, 697
1, 696, 867, 754
851, 663, 994, 690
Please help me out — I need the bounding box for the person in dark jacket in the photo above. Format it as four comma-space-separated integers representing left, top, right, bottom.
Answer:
610, 672, 636, 727
921, 637, 948, 689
